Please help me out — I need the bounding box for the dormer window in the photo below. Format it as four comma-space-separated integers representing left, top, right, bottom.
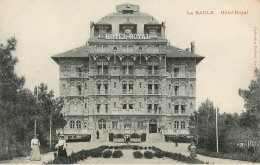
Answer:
120, 24, 137, 34
149, 28, 157, 37
124, 28, 132, 34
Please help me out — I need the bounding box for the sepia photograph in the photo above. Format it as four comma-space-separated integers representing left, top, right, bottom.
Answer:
0, 0, 259, 164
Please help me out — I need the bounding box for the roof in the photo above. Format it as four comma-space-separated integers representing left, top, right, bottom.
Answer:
166, 45, 204, 63
51, 45, 204, 64
51, 45, 89, 63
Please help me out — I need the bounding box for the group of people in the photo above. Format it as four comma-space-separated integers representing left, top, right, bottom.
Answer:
29, 134, 68, 161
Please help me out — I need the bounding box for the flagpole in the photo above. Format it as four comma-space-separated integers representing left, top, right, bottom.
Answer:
35, 71, 39, 135
216, 107, 219, 153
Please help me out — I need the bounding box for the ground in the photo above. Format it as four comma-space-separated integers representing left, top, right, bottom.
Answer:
0, 141, 257, 164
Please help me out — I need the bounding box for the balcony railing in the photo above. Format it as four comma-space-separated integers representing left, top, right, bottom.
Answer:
60, 72, 88, 78
89, 46, 166, 54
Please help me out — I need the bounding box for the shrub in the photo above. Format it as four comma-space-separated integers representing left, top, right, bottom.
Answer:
114, 146, 119, 150
144, 151, 154, 159
133, 145, 139, 150
141, 133, 146, 141
133, 151, 143, 159
144, 147, 147, 149
130, 133, 140, 138
154, 151, 164, 158
90, 149, 103, 158
82, 135, 91, 142
112, 150, 123, 158
109, 133, 113, 142
114, 134, 124, 138
103, 150, 112, 158
109, 146, 113, 149
138, 146, 143, 150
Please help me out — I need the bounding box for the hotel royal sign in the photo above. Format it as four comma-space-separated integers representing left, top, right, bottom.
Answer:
101, 33, 151, 40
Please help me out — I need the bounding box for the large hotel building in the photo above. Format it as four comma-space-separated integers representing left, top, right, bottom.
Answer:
52, 3, 204, 139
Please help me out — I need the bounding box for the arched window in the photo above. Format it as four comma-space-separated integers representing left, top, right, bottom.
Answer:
124, 118, 131, 128
180, 82, 186, 96
96, 100, 101, 113
181, 101, 186, 114
97, 81, 102, 94
122, 81, 127, 94
174, 121, 179, 129
69, 82, 75, 95
122, 100, 127, 110
103, 100, 109, 113
154, 80, 160, 94
128, 100, 134, 110
69, 101, 75, 111
103, 80, 108, 94
174, 101, 179, 113
147, 57, 159, 75
149, 119, 157, 124
76, 120, 81, 129
181, 121, 186, 129
76, 101, 83, 111
98, 118, 106, 129
70, 120, 75, 129
76, 82, 82, 95
154, 100, 159, 113
148, 81, 153, 94
96, 57, 108, 75
174, 83, 179, 96
147, 100, 153, 113
128, 81, 134, 94
122, 57, 134, 75
190, 84, 194, 95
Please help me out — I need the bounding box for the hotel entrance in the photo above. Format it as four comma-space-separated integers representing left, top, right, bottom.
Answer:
149, 119, 157, 133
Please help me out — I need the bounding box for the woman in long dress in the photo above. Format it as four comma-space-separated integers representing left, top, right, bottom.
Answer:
190, 142, 197, 158
55, 135, 67, 157
29, 135, 41, 161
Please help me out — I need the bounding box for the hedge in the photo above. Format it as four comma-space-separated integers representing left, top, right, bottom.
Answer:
67, 135, 91, 142
133, 151, 143, 158
164, 135, 195, 143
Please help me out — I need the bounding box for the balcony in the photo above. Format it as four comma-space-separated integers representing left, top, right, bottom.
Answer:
60, 72, 88, 79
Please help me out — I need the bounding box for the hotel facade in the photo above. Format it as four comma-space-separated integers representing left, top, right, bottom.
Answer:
52, 3, 204, 139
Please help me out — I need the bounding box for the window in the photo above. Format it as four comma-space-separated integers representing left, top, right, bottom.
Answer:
114, 102, 116, 108
112, 121, 118, 129
137, 121, 144, 129
174, 85, 179, 96
76, 85, 81, 95
98, 118, 106, 129
169, 103, 171, 109
122, 82, 127, 94
76, 120, 81, 129
174, 121, 179, 129
154, 104, 158, 113
70, 120, 75, 129
139, 102, 142, 109
105, 104, 108, 113
181, 104, 186, 113
129, 81, 133, 94
148, 84, 153, 94
174, 68, 179, 77
122, 58, 134, 75
154, 83, 159, 94
104, 81, 108, 94
139, 82, 142, 88
181, 121, 186, 129
85, 103, 87, 109
122, 103, 127, 110
169, 84, 171, 90
97, 104, 101, 113
114, 82, 116, 88
97, 81, 101, 94
174, 104, 179, 113
148, 104, 152, 113
129, 104, 133, 110
96, 59, 108, 75
147, 57, 159, 75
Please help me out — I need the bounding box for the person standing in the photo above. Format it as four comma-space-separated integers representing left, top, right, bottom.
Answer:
190, 142, 197, 158
55, 135, 67, 157
96, 130, 100, 139
29, 134, 41, 161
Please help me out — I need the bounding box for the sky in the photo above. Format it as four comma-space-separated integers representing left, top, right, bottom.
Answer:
0, 0, 259, 114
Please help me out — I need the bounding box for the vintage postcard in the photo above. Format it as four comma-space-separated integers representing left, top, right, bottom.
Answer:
0, 0, 259, 164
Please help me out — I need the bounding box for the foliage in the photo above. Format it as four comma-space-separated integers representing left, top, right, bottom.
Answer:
89, 148, 103, 158
109, 133, 113, 141
164, 135, 195, 143
154, 151, 164, 158
102, 150, 112, 158
114, 134, 124, 138
141, 133, 146, 141
133, 151, 143, 158
112, 150, 123, 158
130, 133, 140, 138
67, 135, 91, 142
144, 151, 154, 159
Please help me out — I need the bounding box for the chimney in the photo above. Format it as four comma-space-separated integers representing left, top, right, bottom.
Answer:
185, 48, 190, 52
191, 41, 195, 53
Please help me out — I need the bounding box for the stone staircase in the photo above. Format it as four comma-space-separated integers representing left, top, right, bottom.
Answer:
146, 133, 164, 143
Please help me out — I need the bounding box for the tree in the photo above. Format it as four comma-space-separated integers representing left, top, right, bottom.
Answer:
189, 99, 217, 150
0, 37, 25, 155
33, 83, 66, 146
239, 70, 260, 132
